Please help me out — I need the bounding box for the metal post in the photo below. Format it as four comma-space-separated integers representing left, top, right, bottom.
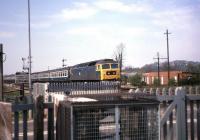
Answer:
70, 106, 73, 140
0, 44, 3, 101
28, 0, 32, 94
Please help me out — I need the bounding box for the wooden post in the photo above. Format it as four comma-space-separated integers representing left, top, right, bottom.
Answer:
48, 105, 54, 140
20, 84, 24, 101
33, 95, 44, 140
0, 44, 3, 101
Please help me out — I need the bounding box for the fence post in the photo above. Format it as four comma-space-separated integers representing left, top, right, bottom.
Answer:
196, 86, 200, 95
115, 105, 120, 140
162, 88, 166, 96
150, 88, 155, 95
156, 88, 161, 96
33, 95, 44, 140
48, 104, 54, 140
175, 87, 187, 140
197, 108, 200, 140
20, 83, 24, 101
189, 86, 194, 140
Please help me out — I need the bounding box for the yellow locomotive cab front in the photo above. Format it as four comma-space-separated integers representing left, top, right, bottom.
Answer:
97, 63, 120, 80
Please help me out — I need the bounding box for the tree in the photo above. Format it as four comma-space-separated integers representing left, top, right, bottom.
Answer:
128, 74, 142, 87
153, 78, 161, 86
113, 43, 125, 79
121, 75, 128, 85
168, 78, 176, 86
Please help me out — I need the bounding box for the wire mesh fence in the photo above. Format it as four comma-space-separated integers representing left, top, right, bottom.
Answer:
56, 99, 159, 140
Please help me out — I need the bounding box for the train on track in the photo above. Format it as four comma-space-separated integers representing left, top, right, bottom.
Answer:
4, 59, 120, 83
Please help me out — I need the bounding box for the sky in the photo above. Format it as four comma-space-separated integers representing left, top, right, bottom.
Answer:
0, 0, 200, 74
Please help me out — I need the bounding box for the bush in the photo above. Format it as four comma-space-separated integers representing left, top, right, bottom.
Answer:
153, 78, 161, 86
128, 74, 143, 87
168, 78, 176, 86
121, 75, 128, 85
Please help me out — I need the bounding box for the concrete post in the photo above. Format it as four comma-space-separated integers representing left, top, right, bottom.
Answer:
175, 87, 187, 140
150, 88, 155, 95
115, 106, 120, 140
156, 88, 161, 96
143, 88, 147, 94
168, 87, 173, 96
0, 44, 3, 101
196, 86, 200, 95
162, 88, 167, 96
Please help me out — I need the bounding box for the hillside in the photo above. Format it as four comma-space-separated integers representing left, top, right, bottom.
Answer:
141, 60, 200, 73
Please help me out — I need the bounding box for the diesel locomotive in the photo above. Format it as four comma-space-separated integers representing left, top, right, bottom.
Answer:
70, 59, 120, 81
4, 59, 120, 83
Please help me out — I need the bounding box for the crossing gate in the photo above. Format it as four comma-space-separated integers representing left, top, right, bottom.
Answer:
56, 98, 159, 140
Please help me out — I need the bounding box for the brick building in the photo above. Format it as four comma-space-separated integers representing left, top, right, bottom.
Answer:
143, 71, 194, 85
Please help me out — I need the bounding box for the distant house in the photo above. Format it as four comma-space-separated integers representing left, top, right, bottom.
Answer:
143, 71, 198, 85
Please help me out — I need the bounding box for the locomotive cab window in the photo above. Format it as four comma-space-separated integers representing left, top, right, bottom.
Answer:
111, 64, 119, 69
96, 65, 100, 70
102, 64, 110, 69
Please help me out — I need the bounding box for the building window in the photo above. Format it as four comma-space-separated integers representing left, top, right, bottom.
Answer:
161, 76, 164, 85
147, 77, 149, 85
152, 77, 154, 84
174, 76, 177, 82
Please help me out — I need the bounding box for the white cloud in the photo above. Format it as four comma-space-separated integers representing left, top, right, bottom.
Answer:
151, 7, 196, 29
0, 31, 15, 38
65, 25, 147, 38
31, 2, 98, 29
94, 0, 151, 13
32, 0, 152, 29
52, 2, 98, 21
31, 22, 52, 29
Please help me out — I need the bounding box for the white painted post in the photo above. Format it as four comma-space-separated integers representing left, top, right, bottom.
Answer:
115, 106, 120, 140
162, 88, 167, 96
150, 88, 155, 95
168, 87, 173, 96
196, 86, 200, 95
175, 87, 187, 140
189, 86, 194, 94
143, 88, 147, 94
156, 88, 161, 96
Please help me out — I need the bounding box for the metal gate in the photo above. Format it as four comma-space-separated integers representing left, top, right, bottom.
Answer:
56, 99, 159, 140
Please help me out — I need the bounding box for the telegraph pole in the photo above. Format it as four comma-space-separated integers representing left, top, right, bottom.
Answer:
0, 44, 3, 100
164, 29, 171, 85
28, 0, 32, 93
153, 52, 167, 81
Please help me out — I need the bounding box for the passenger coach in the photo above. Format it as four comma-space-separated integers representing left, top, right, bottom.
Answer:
4, 59, 120, 83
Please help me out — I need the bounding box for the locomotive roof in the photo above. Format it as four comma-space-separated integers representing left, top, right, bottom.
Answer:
73, 59, 117, 68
